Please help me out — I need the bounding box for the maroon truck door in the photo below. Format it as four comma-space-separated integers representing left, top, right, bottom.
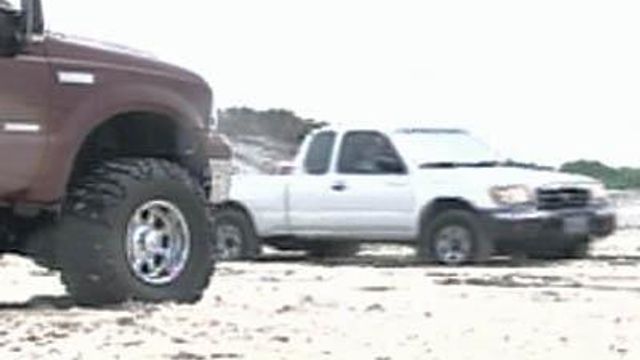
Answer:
0, 38, 52, 198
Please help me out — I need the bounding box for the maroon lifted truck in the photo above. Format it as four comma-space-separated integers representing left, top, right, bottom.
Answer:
0, 0, 232, 305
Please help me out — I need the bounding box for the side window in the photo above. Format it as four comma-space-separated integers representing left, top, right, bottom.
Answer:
303, 131, 336, 175
338, 131, 406, 175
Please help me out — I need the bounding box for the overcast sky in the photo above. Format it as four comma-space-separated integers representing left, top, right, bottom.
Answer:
40, 0, 640, 167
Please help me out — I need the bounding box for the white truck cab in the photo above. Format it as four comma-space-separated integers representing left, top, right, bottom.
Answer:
214, 125, 616, 264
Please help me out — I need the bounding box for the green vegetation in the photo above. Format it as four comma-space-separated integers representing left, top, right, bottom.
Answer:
217, 107, 327, 146
561, 160, 640, 189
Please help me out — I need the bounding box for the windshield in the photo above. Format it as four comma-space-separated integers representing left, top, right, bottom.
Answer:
392, 129, 502, 167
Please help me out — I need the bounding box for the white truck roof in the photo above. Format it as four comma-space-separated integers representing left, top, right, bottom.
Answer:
315, 123, 467, 135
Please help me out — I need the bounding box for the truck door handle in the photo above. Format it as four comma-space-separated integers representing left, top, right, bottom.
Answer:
331, 182, 347, 192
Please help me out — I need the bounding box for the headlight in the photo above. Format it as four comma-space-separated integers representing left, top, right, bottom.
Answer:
589, 183, 609, 201
490, 185, 534, 205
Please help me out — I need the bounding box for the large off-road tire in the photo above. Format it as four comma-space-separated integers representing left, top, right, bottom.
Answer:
212, 208, 261, 261
418, 209, 493, 265
56, 158, 215, 306
23, 224, 60, 271
305, 241, 361, 258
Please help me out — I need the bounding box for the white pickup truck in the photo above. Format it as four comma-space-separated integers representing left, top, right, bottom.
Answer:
214, 125, 616, 265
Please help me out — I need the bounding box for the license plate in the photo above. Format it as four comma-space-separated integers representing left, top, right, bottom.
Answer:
564, 216, 589, 235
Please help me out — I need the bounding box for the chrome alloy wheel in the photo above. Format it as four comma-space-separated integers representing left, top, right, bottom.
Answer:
434, 225, 473, 265
126, 200, 191, 285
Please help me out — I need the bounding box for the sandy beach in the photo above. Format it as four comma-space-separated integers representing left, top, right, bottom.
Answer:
0, 229, 638, 359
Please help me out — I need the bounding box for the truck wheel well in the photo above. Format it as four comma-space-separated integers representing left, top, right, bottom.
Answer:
216, 202, 253, 219
215, 201, 257, 230
419, 198, 477, 229
70, 112, 207, 187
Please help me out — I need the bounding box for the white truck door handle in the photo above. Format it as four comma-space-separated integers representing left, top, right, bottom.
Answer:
331, 181, 347, 192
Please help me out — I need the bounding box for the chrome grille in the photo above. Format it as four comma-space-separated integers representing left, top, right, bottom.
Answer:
536, 188, 590, 210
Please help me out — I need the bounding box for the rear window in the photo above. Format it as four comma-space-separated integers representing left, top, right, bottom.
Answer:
304, 132, 336, 175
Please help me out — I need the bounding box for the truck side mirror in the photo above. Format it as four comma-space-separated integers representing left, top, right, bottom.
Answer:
275, 161, 296, 175
374, 155, 406, 174
0, 9, 20, 56
21, 0, 44, 36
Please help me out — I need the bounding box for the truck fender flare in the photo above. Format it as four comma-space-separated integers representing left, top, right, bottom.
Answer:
28, 84, 205, 202
418, 197, 478, 234
214, 201, 259, 233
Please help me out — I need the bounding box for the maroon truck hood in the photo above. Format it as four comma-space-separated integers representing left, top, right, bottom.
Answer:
43, 33, 213, 128
45, 33, 207, 86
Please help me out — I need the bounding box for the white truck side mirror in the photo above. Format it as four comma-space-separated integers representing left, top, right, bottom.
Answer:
275, 161, 296, 175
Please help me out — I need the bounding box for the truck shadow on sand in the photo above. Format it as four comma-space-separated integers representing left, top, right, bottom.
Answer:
249, 253, 640, 297
0, 295, 76, 311
254, 252, 640, 269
